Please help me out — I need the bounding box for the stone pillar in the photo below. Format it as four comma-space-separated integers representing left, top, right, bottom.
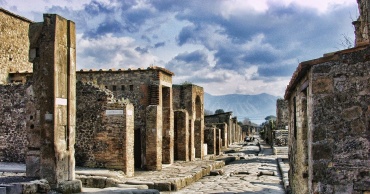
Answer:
174, 110, 189, 161
217, 123, 228, 148
228, 119, 232, 145
104, 103, 135, 177
216, 128, 221, 155
204, 127, 216, 155
161, 85, 173, 164
189, 119, 195, 161
26, 14, 81, 192
194, 119, 204, 159
162, 112, 173, 164
145, 105, 162, 170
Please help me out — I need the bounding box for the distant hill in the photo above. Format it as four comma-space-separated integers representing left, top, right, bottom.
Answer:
204, 93, 280, 125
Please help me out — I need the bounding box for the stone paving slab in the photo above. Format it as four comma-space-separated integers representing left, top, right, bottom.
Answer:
163, 144, 285, 194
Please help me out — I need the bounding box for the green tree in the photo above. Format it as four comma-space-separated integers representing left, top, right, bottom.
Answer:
215, 109, 225, 114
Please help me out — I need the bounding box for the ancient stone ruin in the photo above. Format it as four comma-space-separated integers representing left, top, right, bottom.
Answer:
285, 0, 370, 192
0, 8, 236, 193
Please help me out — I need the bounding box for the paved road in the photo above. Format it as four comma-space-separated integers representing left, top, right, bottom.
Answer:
163, 141, 285, 194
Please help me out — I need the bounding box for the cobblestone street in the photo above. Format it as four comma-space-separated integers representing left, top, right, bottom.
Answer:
163, 139, 286, 194
0, 138, 288, 194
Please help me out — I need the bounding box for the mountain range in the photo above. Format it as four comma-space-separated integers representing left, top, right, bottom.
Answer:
204, 93, 281, 125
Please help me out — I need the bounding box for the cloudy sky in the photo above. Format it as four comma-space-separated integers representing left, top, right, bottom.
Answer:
1, 0, 358, 97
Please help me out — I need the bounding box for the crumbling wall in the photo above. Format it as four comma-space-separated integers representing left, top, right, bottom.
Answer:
0, 83, 30, 162
0, 8, 33, 84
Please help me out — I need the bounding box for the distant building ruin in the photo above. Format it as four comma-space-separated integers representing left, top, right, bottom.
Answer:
274, 99, 288, 147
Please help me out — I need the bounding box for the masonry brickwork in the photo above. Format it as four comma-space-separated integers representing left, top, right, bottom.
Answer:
0, 8, 33, 84
77, 67, 174, 169
146, 105, 162, 171
173, 84, 204, 160
75, 81, 134, 176
174, 110, 189, 161
285, 45, 370, 194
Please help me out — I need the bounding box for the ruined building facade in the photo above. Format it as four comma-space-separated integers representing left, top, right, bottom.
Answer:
76, 67, 174, 170
285, 6, 370, 192
173, 84, 204, 160
204, 112, 243, 148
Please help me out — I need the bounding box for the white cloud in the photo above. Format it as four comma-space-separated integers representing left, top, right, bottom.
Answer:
219, 0, 356, 16
76, 33, 158, 69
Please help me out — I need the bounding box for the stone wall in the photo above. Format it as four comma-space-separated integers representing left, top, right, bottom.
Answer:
286, 72, 309, 194
285, 45, 370, 193
0, 83, 30, 162
75, 82, 134, 176
77, 67, 174, 168
0, 8, 33, 84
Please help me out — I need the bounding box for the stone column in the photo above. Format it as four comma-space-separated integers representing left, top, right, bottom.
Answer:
174, 110, 189, 161
204, 127, 216, 155
27, 14, 81, 192
216, 128, 221, 155
145, 105, 162, 170
194, 119, 204, 159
